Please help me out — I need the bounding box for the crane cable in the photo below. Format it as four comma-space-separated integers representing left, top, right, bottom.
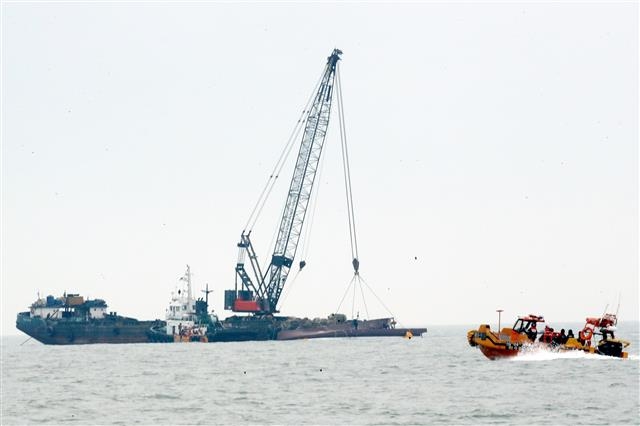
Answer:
276, 166, 329, 311
276, 65, 338, 312
335, 274, 357, 314
335, 272, 400, 326
336, 65, 400, 323
277, 267, 301, 310
277, 67, 336, 311
335, 64, 371, 320
299, 128, 328, 261
336, 64, 359, 265
243, 68, 326, 233
358, 274, 400, 326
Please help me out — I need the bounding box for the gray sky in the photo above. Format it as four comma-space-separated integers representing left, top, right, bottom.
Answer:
2, 1, 638, 336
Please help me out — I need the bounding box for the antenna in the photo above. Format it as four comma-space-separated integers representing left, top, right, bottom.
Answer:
496, 309, 504, 332
202, 284, 213, 307
598, 303, 609, 328
186, 265, 192, 302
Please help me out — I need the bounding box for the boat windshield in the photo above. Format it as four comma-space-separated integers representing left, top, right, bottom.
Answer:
513, 317, 544, 333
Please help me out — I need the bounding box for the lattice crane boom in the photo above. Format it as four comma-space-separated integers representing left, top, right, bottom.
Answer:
227, 49, 342, 314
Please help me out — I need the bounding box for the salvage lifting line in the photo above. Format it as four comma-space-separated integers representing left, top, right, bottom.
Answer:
336, 63, 359, 276
334, 62, 367, 320
333, 63, 397, 323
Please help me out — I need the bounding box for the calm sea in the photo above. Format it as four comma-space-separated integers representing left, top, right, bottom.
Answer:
1, 323, 638, 425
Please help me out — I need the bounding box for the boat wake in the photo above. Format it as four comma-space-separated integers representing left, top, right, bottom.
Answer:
509, 346, 628, 362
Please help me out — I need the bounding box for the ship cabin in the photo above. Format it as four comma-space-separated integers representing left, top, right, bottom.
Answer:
165, 288, 198, 335
30, 295, 64, 319
29, 294, 108, 320
512, 314, 545, 341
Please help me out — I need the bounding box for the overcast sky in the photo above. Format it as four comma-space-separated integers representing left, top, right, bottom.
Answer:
2, 1, 638, 336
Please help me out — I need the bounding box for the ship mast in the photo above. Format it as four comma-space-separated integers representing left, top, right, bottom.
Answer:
186, 265, 192, 304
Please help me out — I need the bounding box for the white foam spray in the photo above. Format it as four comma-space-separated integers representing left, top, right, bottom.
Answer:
509, 346, 628, 362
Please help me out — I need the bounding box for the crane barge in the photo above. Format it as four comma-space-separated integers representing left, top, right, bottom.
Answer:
149, 49, 426, 343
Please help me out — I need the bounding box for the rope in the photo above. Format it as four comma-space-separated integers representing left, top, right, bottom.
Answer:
335, 274, 357, 314
357, 275, 370, 319
336, 64, 359, 262
248, 119, 304, 232
276, 267, 302, 311
351, 275, 357, 319
358, 274, 400, 325
299, 125, 328, 261
244, 117, 300, 232
243, 68, 326, 232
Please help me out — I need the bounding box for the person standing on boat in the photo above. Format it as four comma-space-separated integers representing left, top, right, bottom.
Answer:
558, 329, 567, 344
602, 326, 615, 341
527, 323, 537, 341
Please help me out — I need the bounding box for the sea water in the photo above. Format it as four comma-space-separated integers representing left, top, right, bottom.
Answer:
1, 323, 638, 425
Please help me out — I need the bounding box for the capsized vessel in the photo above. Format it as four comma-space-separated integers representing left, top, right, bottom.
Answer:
149, 267, 425, 343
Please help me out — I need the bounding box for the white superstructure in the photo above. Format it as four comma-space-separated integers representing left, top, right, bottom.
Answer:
29, 294, 107, 320
165, 265, 207, 338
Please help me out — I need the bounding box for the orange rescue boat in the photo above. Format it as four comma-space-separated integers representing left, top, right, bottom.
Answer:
467, 313, 630, 360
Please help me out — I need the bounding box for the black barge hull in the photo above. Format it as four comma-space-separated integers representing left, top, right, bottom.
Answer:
16, 312, 160, 345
